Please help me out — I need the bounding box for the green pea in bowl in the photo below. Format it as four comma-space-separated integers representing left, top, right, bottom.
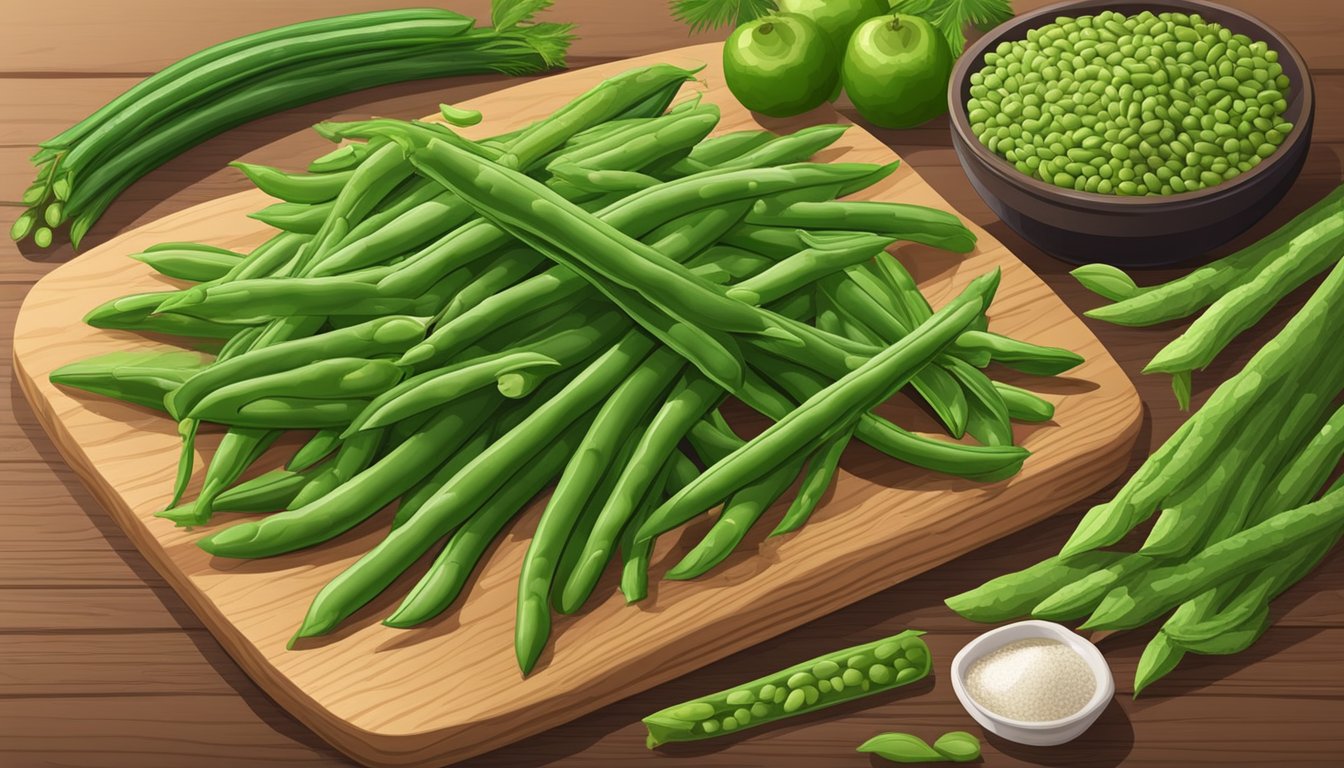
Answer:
948, 0, 1313, 266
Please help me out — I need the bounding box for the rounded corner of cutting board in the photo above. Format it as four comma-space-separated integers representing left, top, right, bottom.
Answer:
12, 43, 1147, 768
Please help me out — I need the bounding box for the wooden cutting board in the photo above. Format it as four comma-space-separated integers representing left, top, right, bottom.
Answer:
13, 44, 1141, 768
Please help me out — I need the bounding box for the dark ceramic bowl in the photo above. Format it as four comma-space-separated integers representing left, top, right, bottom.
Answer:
947, 0, 1314, 267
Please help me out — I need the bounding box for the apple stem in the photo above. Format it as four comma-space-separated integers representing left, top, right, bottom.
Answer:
758, 21, 775, 35
888, 17, 904, 32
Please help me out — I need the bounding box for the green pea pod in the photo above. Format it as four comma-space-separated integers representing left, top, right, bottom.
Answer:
1071, 263, 1148, 303
644, 630, 930, 747
727, 232, 897, 306
154, 275, 417, 322
954, 330, 1085, 376
249, 200, 331, 234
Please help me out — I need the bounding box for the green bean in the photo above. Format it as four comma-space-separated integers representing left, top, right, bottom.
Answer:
665, 456, 804, 580
356, 352, 558, 433
250, 200, 331, 234
770, 427, 851, 537
1163, 403, 1344, 646
401, 198, 749, 369
636, 271, 999, 543
309, 194, 476, 277
993, 382, 1055, 422
665, 129, 774, 174
1134, 629, 1196, 695
815, 273, 970, 438
954, 331, 1084, 376
1081, 486, 1344, 630
617, 455, 678, 605
157, 467, 312, 524
286, 428, 341, 472
155, 276, 418, 322
1059, 258, 1344, 557
199, 393, 494, 558
555, 372, 723, 615
49, 349, 209, 412
514, 347, 678, 672
686, 416, 744, 467
187, 358, 401, 428
224, 231, 308, 282
644, 630, 930, 746
1144, 210, 1344, 405
386, 416, 591, 629
743, 359, 1027, 478
165, 315, 427, 419
1080, 185, 1344, 326
945, 551, 1126, 623
945, 356, 1013, 447
379, 158, 883, 305
727, 233, 896, 306
404, 139, 802, 386
307, 142, 370, 173
131, 245, 244, 282
83, 291, 244, 339
713, 124, 849, 172
497, 64, 699, 171
392, 429, 492, 531
181, 427, 279, 526
745, 199, 976, 254
290, 330, 656, 641
231, 162, 354, 204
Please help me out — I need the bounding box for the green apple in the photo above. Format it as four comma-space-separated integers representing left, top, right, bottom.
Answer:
776, 0, 888, 55
722, 14, 840, 118
843, 13, 954, 129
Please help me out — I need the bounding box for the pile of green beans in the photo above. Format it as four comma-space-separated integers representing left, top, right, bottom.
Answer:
1071, 183, 1344, 407
12, 4, 574, 249
949, 254, 1344, 694
967, 10, 1293, 196
51, 63, 1084, 674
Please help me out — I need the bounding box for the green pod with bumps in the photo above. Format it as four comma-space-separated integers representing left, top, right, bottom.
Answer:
643, 630, 930, 747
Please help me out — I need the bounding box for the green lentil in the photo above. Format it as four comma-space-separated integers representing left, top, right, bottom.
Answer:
966, 9, 1293, 196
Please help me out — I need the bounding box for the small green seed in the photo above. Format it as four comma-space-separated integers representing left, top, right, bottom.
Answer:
34, 227, 53, 248
803, 685, 819, 705
725, 690, 754, 706
672, 702, 716, 721
701, 720, 720, 734
733, 708, 752, 726
722, 716, 739, 731
830, 675, 845, 692
783, 689, 806, 713
869, 665, 893, 685
842, 668, 864, 686
751, 702, 770, 718
758, 684, 777, 701
786, 672, 815, 690
818, 679, 832, 694
895, 667, 923, 684
813, 660, 840, 678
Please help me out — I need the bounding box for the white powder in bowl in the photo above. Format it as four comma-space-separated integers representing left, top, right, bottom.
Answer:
965, 638, 1097, 722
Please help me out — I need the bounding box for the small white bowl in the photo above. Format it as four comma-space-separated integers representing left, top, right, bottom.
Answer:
950, 620, 1114, 746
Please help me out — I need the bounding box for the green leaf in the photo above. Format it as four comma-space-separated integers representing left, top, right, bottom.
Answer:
857, 732, 947, 763
491, 0, 553, 30
931, 731, 981, 763
1071, 263, 1146, 302
892, 0, 1013, 55
670, 0, 777, 34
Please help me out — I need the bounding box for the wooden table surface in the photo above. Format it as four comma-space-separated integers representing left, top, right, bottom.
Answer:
2, 2, 1340, 766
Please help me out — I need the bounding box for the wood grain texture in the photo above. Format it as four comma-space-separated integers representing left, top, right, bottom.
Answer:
5, 2, 1343, 766
11, 44, 1141, 767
